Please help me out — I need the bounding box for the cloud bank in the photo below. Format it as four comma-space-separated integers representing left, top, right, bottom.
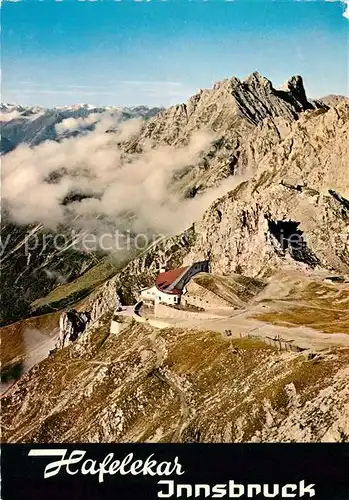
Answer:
2, 114, 245, 253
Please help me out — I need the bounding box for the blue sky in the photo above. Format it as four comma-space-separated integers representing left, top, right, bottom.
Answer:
2, 1, 348, 107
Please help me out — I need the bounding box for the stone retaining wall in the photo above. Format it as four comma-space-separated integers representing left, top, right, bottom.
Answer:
154, 302, 222, 321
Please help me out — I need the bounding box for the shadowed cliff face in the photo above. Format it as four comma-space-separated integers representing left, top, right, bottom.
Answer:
2, 320, 349, 443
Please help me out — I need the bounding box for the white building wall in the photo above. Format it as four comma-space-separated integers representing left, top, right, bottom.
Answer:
140, 286, 158, 301
110, 320, 123, 335
140, 286, 180, 305
157, 290, 180, 305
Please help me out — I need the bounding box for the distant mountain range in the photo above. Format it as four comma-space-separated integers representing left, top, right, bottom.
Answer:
316, 94, 349, 107
0, 103, 163, 153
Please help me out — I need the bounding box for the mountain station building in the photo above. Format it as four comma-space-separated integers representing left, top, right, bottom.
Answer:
139, 261, 209, 306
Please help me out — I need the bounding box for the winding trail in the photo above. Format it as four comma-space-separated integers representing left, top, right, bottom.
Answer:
149, 330, 190, 442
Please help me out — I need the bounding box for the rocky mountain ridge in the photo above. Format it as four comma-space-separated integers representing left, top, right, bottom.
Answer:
123, 73, 325, 197
316, 94, 349, 107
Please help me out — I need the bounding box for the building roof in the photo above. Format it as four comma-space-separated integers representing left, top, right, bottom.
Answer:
155, 266, 188, 295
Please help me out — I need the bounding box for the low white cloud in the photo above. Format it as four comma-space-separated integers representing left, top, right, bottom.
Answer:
2, 113, 246, 253
2, 116, 216, 236
326, 0, 349, 18
55, 112, 116, 133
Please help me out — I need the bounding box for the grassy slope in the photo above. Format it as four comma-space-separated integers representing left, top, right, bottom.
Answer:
1, 311, 60, 381
2, 321, 348, 443
30, 256, 122, 312
192, 273, 265, 306
252, 282, 349, 334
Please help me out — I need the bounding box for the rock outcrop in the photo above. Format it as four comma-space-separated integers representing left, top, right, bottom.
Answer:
57, 309, 92, 349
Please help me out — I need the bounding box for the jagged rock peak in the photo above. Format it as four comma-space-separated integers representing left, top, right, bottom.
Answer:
279, 75, 309, 108
200, 72, 314, 117
280, 75, 304, 91
244, 71, 274, 90
211, 72, 273, 92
